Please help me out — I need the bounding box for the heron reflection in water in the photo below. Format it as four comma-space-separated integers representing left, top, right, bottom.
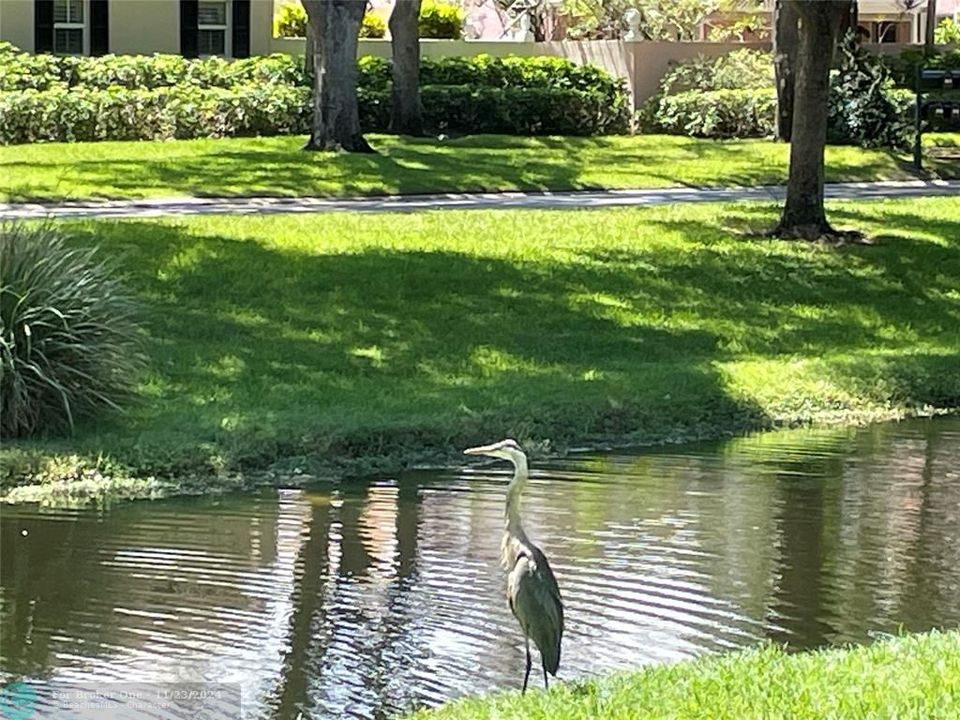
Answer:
463, 439, 564, 693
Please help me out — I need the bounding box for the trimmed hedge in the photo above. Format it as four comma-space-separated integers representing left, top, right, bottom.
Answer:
1, 84, 626, 144
0, 46, 623, 106
0, 85, 311, 143
0, 49, 306, 91
362, 54, 626, 96
362, 85, 628, 135
0, 47, 630, 143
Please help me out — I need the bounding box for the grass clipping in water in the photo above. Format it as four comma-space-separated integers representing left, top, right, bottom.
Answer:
409, 630, 960, 720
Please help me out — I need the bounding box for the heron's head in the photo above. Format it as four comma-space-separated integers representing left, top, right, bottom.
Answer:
463, 438, 526, 464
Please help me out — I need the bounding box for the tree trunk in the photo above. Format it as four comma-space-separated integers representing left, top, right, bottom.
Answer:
774, 0, 849, 240
925, 0, 937, 53
389, 0, 424, 136
302, 0, 374, 153
773, 0, 799, 141
304, 27, 314, 77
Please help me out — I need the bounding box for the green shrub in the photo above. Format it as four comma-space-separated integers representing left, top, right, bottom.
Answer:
648, 88, 776, 138
357, 54, 628, 110
419, 0, 464, 39
0, 84, 310, 144
360, 85, 629, 135
645, 50, 776, 138
934, 17, 960, 45
0, 224, 144, 438
358, 55, 392, 91
827, 35, 911, 150
361, 13, 387, 38
0, 50, 305, 91
0, 51, 629, 141
658, 49, 773, 94
0, 46, 64, 91
274, 1, 307, 38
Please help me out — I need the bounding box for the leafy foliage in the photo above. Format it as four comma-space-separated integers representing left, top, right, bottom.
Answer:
0, 224, 143, 438
362, 85, 629, 135
360, 13, 387, 39
0, 51, 629, 142
566, 0, 721, 40
0, 85, 311, 143
934, 17, 960, 45
274, 1, 307, 38
657, 49, 773, 94
707, 13, 769, 41
418, 0, 464, 39
648, 88, 775, 138
644, 50, 775, 137
0, 48, 306, 92
827, 34, 912, 150
647, 45, 915, 145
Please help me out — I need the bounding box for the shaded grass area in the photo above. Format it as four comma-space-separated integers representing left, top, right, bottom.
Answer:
2, 133, 959, 203
408, 630, 960, 720
2, 197, 959, 503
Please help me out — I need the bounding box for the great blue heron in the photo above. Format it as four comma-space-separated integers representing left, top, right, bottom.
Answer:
463, 439, 564, 694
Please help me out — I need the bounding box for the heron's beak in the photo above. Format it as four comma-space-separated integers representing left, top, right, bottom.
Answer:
463, 442, 499, 456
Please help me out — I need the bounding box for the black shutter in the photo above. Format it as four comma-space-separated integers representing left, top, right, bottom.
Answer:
232, 0, 250, 58
35, 0, 54, 53
90, 0, 109, 56
180, 0, 199, 58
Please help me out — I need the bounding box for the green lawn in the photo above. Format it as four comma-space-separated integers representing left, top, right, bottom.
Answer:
2, 133, 958, 203
3, 196, 959, 503
407, 630, 960, 720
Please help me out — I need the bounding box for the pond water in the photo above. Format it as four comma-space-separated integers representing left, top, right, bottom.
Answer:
2, 417, 959, 719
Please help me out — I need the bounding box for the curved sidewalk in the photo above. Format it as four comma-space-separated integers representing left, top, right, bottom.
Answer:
1, 179, 957, 220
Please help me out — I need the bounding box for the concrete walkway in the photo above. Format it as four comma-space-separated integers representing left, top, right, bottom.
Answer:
1, 179, 957, 220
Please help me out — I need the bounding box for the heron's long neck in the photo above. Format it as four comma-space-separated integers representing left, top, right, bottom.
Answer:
503, 456, 533, 556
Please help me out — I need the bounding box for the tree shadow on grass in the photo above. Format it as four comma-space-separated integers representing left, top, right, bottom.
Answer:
6, 134, 937, 204
583, 207, 960, 357
15, 217, 776, 476
3, 136, 595, 203
11, 200, 959, 478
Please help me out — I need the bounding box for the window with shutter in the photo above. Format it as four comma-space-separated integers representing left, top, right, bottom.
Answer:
53, 0, 86, 55
197, 0, 229, 57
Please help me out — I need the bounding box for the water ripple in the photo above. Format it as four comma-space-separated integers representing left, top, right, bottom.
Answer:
2, 417, 959, 719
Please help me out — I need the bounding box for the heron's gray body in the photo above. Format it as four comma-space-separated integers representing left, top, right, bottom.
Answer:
505, 539, 563, 676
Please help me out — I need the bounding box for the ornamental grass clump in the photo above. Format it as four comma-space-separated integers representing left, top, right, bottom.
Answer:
0, 223, 144, 438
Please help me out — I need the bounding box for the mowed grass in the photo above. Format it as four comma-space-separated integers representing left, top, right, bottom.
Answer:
1, 133, 958, 203
408, 630, 960, 720
3, 196, 959, 501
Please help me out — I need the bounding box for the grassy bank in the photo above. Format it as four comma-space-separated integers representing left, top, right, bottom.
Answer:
2, 134, 958, 203
407, 630, 960, 720
3, 196, 959, 504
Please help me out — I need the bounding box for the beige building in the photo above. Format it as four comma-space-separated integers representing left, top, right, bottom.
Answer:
0, 0, 274, 56
699, 0, 951, 44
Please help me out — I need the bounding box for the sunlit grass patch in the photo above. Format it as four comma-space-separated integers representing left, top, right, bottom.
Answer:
1, 133, 958, 203
1, 196, 958, 502
409, 630, 960, 720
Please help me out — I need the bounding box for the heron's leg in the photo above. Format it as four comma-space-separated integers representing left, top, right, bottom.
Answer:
522, 638, 532, 695
543, 663, 549, 690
